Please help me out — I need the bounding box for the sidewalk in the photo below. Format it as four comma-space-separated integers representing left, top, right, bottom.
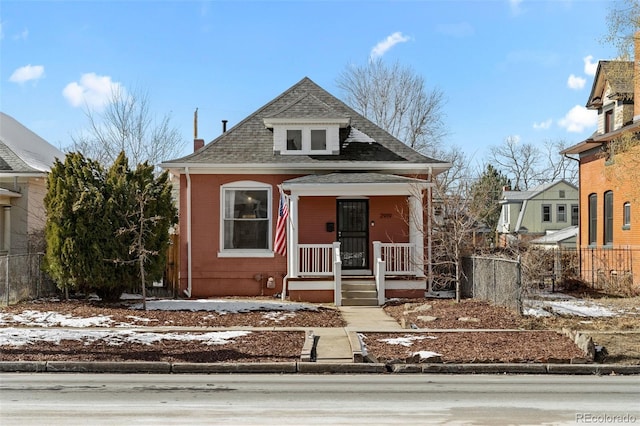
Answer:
312, 306, 403, 363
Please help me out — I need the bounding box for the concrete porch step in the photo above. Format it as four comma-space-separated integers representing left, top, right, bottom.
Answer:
341, 298, 379, 306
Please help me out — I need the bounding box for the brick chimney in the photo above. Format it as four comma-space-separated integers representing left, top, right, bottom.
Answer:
635, 31, 640, 122
193, 108, 204, 151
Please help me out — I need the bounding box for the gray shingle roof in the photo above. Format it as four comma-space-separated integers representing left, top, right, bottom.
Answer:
0, 112, 64, 174
162, 77, 447, 168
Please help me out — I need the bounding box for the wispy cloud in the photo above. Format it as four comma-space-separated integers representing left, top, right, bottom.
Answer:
533, 119, 552, 130
13, 28, 28, 41
567, 74, 586, 90
9, 64, 45, 84
62, 73, 123, 110
509, 0, 524, 16
435, 22, 474, 38
583, 55, 597, 76
370, 32, 411, 59
558, 105, 597, 133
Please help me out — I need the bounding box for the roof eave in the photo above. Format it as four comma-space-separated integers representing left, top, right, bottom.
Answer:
161, 161, 452, 175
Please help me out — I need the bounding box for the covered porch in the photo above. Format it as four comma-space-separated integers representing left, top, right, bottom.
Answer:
281, 173, 431, 306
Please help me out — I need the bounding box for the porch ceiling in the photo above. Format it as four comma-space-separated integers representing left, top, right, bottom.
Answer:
282, 172, 428, 196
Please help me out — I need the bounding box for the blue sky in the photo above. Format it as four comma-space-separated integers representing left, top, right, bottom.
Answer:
0, 0, 617, 166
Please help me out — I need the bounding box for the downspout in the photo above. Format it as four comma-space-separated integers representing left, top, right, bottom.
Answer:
184, 167, 192, 298
427, 167, 433, 293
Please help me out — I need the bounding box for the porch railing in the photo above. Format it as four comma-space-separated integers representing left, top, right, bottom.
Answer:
373, 242, 417, 275
298, 244, 335, 276
298, 242, 419, 277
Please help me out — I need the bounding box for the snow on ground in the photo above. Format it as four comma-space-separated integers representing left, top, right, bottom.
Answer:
524, 292, 618, 318
376, 335, 438, 347
0, 298, 319, 328
0, 327, 251, 347
0, 298, 316, 347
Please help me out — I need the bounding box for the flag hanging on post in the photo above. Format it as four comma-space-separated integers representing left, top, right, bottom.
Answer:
274, 187, 288, 256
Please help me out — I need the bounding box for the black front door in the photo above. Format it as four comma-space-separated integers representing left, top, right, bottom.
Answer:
337, 199, 369, 270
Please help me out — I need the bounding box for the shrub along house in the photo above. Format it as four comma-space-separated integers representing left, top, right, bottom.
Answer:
160, 77, 450, 305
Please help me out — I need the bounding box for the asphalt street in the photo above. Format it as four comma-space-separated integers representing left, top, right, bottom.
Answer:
1, 373, 639, 425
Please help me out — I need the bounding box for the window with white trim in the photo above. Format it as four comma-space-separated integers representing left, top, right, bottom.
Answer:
221, 182, 272, 254
280, 127, 331, 154
542, 204, 552, 222
557, 204, 567, 222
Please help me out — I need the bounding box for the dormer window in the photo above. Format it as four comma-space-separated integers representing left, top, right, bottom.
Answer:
287, 130, 302, 150
285, 128, 327, 152
264, 117, 349, 155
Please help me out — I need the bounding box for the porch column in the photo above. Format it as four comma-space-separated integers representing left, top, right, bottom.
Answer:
2, 206, 10, 254
288, 194, 299, 278
409, 194, 425, 277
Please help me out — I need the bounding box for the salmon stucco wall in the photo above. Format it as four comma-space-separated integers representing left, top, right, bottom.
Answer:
179, 173, 299, 298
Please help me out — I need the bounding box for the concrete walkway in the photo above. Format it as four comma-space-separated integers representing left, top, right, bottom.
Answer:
312, 306, 403, 363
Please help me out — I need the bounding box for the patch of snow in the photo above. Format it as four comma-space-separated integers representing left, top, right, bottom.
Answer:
523, 294, 619, 318
261, 312, 296, 323
378, 335, 437, 347
0, 310, 115, 327
413, 351, 442, 360
0, 327, 251, 347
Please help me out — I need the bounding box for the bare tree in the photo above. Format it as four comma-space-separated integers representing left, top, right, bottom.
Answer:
603, 0, 640, 61
70, 85, 185, 168
336, 59, 447, 154
489, 136, 543, 190
541, 139, 579, 185
426, 180, 479, 302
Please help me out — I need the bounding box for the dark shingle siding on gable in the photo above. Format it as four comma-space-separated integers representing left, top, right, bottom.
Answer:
0, 142, 32, 173
165, 77, 446, 166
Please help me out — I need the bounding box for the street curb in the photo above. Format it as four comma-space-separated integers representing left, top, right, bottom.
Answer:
0, 361, 638, 374
44, 361, 171, 374
297, 362, 387, 374
172, 362, 297, 374
0, 361, 47, 372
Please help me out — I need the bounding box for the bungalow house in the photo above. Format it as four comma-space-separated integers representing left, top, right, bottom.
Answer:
496, 180, 579, 247
561, 39, 640, 289
160, 77, 451, 305
0, 112, 64, 255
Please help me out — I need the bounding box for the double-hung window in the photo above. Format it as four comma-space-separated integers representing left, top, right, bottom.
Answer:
623, 202, 631, 230
220, 182, 272, 256
571, 204, 579, 226
588, 194, 597, 245
557, 204, 567, 223
542, 204, 552, 222
604, 191, 614, 245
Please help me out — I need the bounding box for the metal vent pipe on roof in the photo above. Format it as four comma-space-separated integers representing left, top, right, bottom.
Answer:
222, 120, 228, 133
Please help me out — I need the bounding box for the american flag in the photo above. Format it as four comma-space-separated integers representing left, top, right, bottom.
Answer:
274, 188, 288, 256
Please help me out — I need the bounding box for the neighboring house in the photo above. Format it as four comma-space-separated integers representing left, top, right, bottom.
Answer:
0, 112, 65, 255
496, 180, 579, 247
160, 77, 451, 305
561, 44, 640, 287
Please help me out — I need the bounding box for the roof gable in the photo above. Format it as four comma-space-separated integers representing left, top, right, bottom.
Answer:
162, 77, 448, 171
586, 60, 634, 109
501, 179, 578, 202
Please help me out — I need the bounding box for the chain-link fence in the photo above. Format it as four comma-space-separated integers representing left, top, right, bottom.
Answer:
461, 255, 522, 314
0, 253, 59, 306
